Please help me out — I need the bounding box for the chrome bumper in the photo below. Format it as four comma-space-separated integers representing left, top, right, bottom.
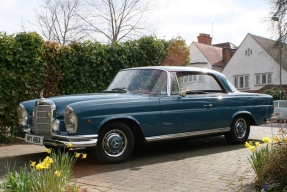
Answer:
44, 134, 98, 148
22, 126, 98, 148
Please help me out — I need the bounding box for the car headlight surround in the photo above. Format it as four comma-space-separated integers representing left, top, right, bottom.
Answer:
64, 106, 78, 133
17, 104, 28, 126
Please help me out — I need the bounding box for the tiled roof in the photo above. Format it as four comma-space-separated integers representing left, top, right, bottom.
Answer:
194, 42, 226, 67
213, 42, 238, 49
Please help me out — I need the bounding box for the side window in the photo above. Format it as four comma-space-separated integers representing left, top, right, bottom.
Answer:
176, 72, 223, 94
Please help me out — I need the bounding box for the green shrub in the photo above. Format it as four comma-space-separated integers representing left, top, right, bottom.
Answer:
263, 87, 286, 100
0, 32, 45, 143
245, 117, 287, 191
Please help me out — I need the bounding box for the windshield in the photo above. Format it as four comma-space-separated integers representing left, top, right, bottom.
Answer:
106, 69, 167, 95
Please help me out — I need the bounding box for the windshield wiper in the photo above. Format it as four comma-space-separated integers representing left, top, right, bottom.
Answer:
102, 87, 129, 93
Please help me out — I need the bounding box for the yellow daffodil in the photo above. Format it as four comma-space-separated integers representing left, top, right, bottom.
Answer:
248, 141, 253, 146
44, 156, 54, 164
75, 153, 81, 158
245, 141, 251, 148
66, 143, 73, 148
30, 161, 36, 167
255, 141, 261, 147
283, 137, 287, 142
262, 137, 270, 143
249, 146, 256, 152
273, 136, 279, 143
46, 148, 51, 154
42, 163, 49, 169
36, 163, 43, 170
82, 154, 87, 159
54, 170, 62, 177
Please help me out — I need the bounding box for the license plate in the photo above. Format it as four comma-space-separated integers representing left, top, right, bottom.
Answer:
25, 134, 44, 145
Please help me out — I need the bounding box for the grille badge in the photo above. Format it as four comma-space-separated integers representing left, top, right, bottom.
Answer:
46, 112, 51, 119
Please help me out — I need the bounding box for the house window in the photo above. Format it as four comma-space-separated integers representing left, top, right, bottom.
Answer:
255, 73, 272, 85
234, 75, 249, 89
183, 75, 204, 83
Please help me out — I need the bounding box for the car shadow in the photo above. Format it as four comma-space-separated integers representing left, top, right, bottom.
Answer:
71, 135, 262, 178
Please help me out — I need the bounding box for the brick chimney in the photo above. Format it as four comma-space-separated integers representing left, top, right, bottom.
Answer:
222, 47, 236, 63
197, 33, 212, 45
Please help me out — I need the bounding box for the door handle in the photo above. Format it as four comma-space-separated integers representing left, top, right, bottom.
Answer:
204, 104, 213, 108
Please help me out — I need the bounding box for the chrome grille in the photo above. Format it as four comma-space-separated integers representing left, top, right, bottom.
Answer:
32, 105, 53, 136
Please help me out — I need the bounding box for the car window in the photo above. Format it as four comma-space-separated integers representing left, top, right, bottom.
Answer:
170, 72, 179, 94
107, 69, 167, 95
171, 72, 224, 94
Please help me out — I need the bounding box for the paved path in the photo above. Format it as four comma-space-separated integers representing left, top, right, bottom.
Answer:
0, 124, 284, 192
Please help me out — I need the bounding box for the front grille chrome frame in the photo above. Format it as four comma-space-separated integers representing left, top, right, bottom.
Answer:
32, 105, 53, 136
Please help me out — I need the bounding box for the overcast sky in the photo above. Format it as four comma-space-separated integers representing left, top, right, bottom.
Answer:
0, 0, 276, 46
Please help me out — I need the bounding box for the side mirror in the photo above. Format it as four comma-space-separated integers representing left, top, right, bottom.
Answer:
178, 91, 186, 98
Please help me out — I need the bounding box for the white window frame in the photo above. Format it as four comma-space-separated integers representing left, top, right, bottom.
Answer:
234, 75, 249, 89
255, 73, 272, 85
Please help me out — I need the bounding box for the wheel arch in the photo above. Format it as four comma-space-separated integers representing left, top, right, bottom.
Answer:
231, 111, 256, 126
99, 117, 146, 146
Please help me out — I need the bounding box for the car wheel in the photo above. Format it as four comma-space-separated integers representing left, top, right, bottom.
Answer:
225, 115, 250, 144
94, 122, 134, 164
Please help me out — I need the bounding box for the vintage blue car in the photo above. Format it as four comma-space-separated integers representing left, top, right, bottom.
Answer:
17, 66, 273, 163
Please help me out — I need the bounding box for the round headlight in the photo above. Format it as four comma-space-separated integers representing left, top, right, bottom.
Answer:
64, 106, 78, 133
52, 119, 60, 132
17, 104, 28, 126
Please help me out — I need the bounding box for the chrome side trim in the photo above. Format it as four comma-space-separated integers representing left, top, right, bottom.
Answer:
145, 127, 230, 142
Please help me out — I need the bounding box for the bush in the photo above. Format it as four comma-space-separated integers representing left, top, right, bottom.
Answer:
258, 141, 287, 191
245, 115, 287, 191
0, 32, 45, 143
263, 87, 286, 100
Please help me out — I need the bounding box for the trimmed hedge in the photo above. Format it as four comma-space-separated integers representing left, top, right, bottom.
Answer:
0, 32, 45, 142
0, 33, 167, 142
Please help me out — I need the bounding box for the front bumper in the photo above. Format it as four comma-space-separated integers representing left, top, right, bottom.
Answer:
44, 134, 98, 148
23, 126, 98, 148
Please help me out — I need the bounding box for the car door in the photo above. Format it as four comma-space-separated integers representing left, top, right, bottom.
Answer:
160, 71, 228, 135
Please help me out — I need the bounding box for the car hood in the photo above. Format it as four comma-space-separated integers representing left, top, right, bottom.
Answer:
21, 93, 153, 117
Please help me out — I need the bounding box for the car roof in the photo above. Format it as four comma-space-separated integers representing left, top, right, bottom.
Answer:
125, 66, 221, 75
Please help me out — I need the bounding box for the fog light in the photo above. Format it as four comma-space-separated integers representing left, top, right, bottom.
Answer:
52, 119, 60, 132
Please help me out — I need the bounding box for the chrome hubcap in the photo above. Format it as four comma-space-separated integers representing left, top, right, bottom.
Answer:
102, 129, 127, 157
235, 118, 247, 138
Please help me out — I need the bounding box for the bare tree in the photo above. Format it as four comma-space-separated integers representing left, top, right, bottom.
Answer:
35, 0, 87, 45
269, 0, 287, 43
82, 0, 158, 43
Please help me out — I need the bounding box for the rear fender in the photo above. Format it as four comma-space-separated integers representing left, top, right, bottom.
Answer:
231, 111, 256, 125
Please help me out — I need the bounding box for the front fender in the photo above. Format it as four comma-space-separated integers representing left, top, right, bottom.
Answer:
98, 115, 141, 130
